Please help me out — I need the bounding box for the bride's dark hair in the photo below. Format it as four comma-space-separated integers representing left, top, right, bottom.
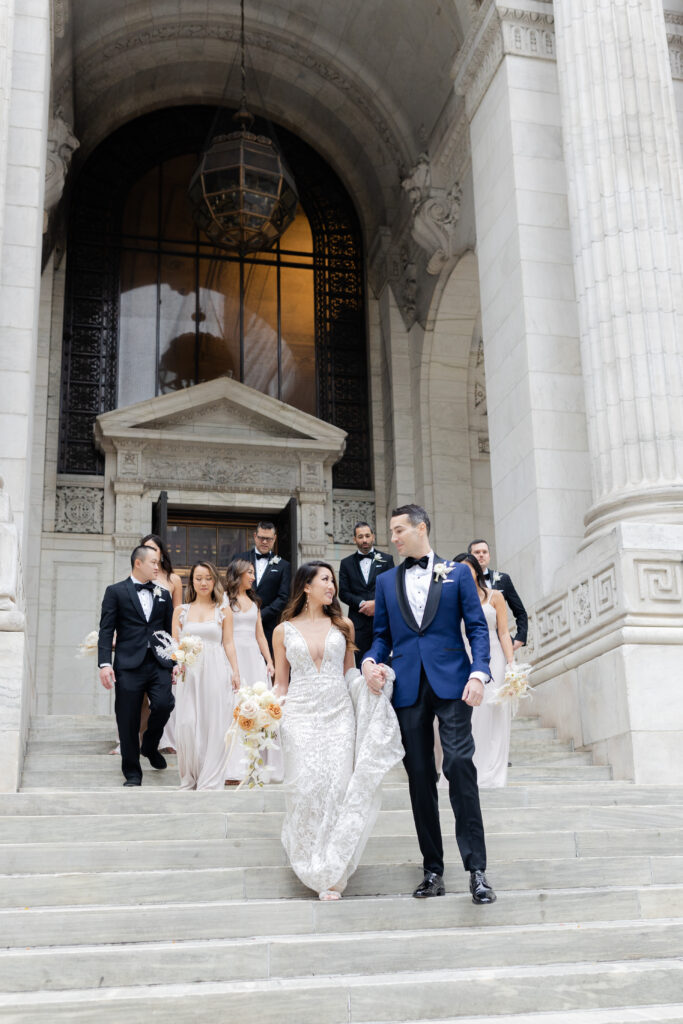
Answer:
281, 560, 356, 651
453, 551, 488, 596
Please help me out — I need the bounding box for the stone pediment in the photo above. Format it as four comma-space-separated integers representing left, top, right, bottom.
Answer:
95, 378, 346, 455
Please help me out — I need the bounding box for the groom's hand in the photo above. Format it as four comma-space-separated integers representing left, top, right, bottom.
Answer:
99, 666, 116, 690
462, 676, 484, 707
362, 659, 387, 695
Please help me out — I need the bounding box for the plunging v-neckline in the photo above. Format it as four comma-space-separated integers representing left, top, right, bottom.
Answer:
287, 621, 334, 674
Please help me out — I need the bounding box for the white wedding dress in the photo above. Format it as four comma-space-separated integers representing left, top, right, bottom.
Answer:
471, 591, 511, 788
280, 621, 404, 896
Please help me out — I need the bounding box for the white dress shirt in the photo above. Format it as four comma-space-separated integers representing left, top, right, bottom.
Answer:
357, 548, 374, 584
131, 574, 153, 621
254, 549, 271, 586
404, 550, 434, 627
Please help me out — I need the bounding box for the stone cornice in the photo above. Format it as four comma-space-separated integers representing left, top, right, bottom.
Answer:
665, 8, 683, 79
452, 0, 555, 120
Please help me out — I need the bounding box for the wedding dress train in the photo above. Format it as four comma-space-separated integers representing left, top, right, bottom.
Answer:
280, 621, 404, 896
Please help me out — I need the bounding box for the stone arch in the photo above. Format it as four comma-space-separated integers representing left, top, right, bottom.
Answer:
416, 250, 492, 553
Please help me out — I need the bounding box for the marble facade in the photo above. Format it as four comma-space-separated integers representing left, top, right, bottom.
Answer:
0, 0, 681, 789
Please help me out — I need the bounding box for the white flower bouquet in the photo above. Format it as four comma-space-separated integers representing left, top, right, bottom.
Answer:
489, 662, 533, 714
76, 630, 99, 657
225, 681, 283, 789
153, 631, 203, 680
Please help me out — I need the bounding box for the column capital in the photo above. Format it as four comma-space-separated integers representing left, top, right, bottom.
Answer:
452, 0, 556, 120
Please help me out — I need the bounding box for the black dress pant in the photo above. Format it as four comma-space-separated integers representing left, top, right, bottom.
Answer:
353, 622, 373, 668
115, 650, 174, 781
394, 668, 487, 875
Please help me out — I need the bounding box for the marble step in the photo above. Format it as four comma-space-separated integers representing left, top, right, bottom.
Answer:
2, 803, 678, 845
2, 917, 682, 994
20, 764, 613, 790
1, 884, 676, 949
356, 1008, 683, 1024
1, 958, 682, 1023
0, 850, 679, 910
2, 783, 680, 815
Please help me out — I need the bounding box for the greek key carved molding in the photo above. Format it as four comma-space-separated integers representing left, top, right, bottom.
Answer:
333, 499, 376, 544
636, 560, 683, 603
594, 565, 617, 615
55, 486, 104, 534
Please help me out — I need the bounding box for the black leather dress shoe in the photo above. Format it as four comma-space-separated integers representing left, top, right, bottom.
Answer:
413, 872, 445, 898
470, 870, 496, 904
141, 746, 167, 770
123, 778, 141, 787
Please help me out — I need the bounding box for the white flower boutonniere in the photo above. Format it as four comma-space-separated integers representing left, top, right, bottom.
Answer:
152, 585, 164, 600
373, 552, 384, 563
269, 555, 281, 565
492, 571, 502, 585
433, 561, 454, 583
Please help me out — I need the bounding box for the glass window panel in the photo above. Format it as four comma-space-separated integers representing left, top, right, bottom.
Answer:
197, 258, 240, 384
158, 254, 197, 393
242, 262, 278, 399
167, 525, 188, 568
188, 526, 217, 564
160, 154, 199, 246
118, 248, 158, 406
217, 527, 246, 567
280, 265, 316, 414
279, 204, 313, 254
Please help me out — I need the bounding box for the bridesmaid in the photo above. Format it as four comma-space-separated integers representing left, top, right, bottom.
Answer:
141, 534, 183, 753
223, 559, 282, 783
172, 561, 241, 791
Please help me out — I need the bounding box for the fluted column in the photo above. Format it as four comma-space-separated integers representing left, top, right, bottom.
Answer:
554, 0, 683, 536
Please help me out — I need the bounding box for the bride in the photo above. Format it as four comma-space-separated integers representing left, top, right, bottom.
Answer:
272, 561, 404, 901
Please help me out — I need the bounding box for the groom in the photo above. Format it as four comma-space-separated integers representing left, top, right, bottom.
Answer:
98, 544, 175, 786
363, 504, 496, 904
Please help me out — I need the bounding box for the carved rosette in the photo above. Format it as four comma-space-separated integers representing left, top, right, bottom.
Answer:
55, 486, 104, 534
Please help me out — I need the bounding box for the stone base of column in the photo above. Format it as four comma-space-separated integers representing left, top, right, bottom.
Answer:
0, 631, 27, 792
528, 523, 683, 783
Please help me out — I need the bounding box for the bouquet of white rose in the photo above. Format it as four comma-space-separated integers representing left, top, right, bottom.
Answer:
76, 630, 99, 658
153, 631, 203, 681
225, 682, 283, 789
489, 662, 533, 715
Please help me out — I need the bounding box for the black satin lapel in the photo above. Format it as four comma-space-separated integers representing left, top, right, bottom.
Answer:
395, 562, 420, 633
420, 554, 444, 633
126, 578, 147, 622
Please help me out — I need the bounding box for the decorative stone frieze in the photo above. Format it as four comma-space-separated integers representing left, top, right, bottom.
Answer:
55, 486, 103, 534
43, 114, 79, 221
665, 10, 683, 79
453, 0, 556, 119
332, 498, 376, 544
401, 153, 463, 275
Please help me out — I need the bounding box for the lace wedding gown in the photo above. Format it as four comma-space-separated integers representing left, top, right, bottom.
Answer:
175, 604, 232, 791
280, 621, 404, 896
471, 591, 511, 788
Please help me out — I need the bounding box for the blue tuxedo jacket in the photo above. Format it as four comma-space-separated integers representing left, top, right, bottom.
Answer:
365, 557, 490, 709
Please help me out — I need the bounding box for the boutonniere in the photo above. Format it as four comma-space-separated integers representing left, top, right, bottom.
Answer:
152, 585, 164, 600
433, 561, 455, 583
269, 555, 281, 565
492, 571, 502, 585
373, 553, 384, 563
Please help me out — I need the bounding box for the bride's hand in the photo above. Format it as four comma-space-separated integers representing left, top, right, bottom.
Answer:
232, 675, 241, 692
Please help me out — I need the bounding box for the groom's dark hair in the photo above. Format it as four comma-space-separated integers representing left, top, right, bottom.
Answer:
130, 544, 155, 569
391, 504, 430, 535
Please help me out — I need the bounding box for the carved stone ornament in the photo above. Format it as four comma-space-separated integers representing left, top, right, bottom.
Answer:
333, 499, 376, 543
55, 486, 104, 534
401, 154, 463, 275
0, 477, 25, 631
44, 114, 80, 220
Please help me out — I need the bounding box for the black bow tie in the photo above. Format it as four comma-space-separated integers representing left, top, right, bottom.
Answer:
405, 555, 429, 570
134, 581, 154, 592
255, 552, 271, 561
356, 551, 373, 559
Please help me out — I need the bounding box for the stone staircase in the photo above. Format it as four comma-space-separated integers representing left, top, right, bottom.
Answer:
0, 714, 682, 1022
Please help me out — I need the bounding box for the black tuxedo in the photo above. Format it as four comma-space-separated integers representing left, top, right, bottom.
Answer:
338, 549, 394, 665
98, 578, 175, 782
237, 549, 291, 649
483, 568, 528, 645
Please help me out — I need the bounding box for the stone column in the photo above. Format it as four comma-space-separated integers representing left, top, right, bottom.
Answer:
553, 0, 683, 536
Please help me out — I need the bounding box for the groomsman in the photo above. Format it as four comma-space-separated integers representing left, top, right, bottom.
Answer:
237, 521, 291, 650
339, 522, 394, 666
468, 539, 528, 650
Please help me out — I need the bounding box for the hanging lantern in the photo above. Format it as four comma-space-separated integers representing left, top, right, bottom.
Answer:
188, 0, 298, 252
188, 113, 298, 252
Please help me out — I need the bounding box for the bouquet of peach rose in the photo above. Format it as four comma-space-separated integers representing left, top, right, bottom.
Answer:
489, 662, 533, 715
225, 682, 283, 789
153, 631, 203, 681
